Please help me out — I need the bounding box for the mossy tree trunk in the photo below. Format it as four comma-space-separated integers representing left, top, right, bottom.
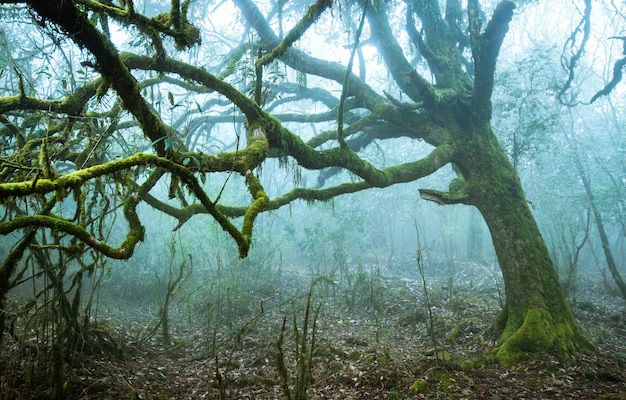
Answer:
420, 123, 593, 364
365, 0, 594, 363
431, 127, 593, 364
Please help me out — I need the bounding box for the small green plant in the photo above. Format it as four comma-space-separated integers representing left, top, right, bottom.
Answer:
415, 221, 440, 364
276, 286, 322, 400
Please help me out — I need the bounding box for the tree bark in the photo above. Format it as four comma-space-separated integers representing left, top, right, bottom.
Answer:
421, 127, 594, 364
409, 0, 594, 363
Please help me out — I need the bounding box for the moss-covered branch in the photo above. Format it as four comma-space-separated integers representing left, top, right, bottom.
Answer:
76, 0, 200, 51
0, 150, 262, 257
137, 143, 454, 222
367, 3, 465, 116
0, 204, 143, 260
241, 170, 268, 242
0, 78, 100, 115
418, 188, 468, 205
405, 0, 471, 91
470, 0, 515, 121
0, 149, 263, 199
27, 0, 173, 156
256, 0, 333, 67
271, 144, 452, 203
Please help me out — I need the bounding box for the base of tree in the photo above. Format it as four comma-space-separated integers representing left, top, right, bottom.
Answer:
493, 306, 595, 366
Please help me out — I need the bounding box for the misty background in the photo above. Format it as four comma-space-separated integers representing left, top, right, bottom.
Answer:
0, 0, 625, 397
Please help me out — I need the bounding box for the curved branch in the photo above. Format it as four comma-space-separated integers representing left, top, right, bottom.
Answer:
0, 149, 265, 257
0, 195, 145, 260
148, 142, 455, 222
590, 56, 626, 103
241, 170, 269, 245
558, 0, 592, 104
0, 149, 265, 199
233, 0, 383, 110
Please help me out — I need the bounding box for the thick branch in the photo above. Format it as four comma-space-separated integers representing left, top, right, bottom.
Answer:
471, 0, 515, 121
418, 188, 469, 205
367, 4, 423, 103
147, 143, 455, 222
0, 150, 262, 199
76, 0, 200, 50
0, 78, 100, 115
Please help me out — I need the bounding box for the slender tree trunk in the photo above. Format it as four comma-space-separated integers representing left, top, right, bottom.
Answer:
573, 152, 626, 302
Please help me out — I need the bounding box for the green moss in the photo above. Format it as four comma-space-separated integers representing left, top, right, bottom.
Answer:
408, 379, 426, 395
399, 308, 427, 326
241, 171, 269, 250
153, 12, 171, 28
459, 357, 485, 370
429, 369, 454, 392
495, 307, 593, 366
347, 349, 362, 360
173, 21, 201, 51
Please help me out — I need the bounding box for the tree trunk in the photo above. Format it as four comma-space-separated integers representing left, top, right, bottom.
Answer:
467, 130, 593, 364
573, 151, 626, 302
466, 208, 483, 261
422, 126, 593, 364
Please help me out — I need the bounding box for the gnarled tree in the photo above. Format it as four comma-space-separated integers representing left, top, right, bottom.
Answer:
0, 0, 592, 363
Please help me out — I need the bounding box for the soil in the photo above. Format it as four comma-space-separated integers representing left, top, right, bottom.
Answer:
1, 263, 625, 400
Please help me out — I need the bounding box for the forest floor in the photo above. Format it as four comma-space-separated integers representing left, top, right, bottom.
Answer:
1, 261, 626, 399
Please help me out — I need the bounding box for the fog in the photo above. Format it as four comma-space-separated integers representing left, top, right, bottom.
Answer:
0, 0, 625, 398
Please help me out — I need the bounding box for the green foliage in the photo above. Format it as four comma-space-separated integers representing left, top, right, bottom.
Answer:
493, 44, 560, 167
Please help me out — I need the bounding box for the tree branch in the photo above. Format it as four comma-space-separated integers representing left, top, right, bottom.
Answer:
27, 0, 174, 156
233, 0, 382, 109
471, 0, 515, 122
418, 188, 469, 205
256, 0, 333, 67
367, 3, 424, 102
590, 56, 626, 103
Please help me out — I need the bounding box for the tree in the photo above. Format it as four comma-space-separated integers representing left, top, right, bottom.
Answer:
0, 0, 593, 363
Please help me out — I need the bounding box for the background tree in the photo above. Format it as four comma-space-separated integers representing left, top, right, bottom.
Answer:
0, 0, 594, 364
